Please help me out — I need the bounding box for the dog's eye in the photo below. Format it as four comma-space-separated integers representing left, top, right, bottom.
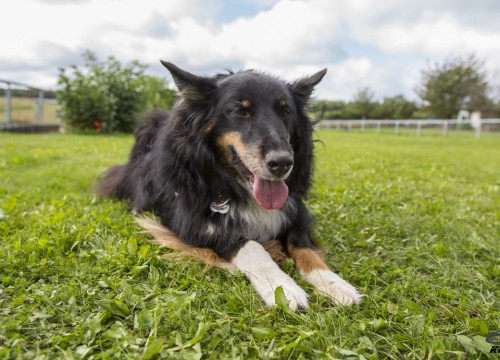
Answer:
280, 107, 291, 118
232, 107, 250, 118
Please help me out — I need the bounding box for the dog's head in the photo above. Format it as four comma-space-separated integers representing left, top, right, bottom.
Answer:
162, 61, 326, 210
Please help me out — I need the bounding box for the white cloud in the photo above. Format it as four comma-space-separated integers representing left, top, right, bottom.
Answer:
317, 57, 386, 100
1, 0, 499, 101
157, 0, 344, 72
353, 12, 500, 59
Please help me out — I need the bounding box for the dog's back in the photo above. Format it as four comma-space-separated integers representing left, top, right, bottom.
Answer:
95, 109, 169, 200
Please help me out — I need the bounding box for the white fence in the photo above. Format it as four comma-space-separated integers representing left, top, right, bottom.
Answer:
319, 119, 500, 138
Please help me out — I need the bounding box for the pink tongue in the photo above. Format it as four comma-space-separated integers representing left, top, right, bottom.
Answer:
252, 176, 289, 210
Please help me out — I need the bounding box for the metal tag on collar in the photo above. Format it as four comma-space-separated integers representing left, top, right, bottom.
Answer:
210, 196, 230, 214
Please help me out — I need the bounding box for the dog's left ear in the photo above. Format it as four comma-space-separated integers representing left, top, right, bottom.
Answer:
289, 69, 327, 103
160, 60, 216, 102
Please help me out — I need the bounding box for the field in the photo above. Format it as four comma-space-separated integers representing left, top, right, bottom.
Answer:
0, 131, 498, 359
0, 96, 59, 124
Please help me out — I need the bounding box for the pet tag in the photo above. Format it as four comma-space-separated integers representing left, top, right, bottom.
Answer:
210, 196, 230, 214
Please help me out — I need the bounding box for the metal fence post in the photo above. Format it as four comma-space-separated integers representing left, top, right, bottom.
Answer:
416, 121, 422, 136
475, 119, 481, 138
36, 90, 44, 123
395, 120, 400, 134
5, 83, 11, 124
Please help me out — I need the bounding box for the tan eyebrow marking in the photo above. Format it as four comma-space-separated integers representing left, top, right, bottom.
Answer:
240, 99, 251, 109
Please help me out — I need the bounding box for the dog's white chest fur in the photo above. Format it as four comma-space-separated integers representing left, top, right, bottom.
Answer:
229, 200, 292, 242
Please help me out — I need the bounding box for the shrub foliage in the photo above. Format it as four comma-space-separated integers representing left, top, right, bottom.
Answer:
57, 51, 175, 133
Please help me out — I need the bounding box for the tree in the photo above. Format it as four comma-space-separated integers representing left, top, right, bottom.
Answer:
350, 87, 376, 119
312, 100, 348, 119
139, 75, 177, 110
57, 51, 176, 133
417, 54, 492, 119
373, 95, 417, 119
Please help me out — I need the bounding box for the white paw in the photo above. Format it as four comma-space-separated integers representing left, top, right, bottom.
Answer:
232, 241, 308, 310
303, 269, 363, 305
280, 282, 309, 311
255, 269, 309, 310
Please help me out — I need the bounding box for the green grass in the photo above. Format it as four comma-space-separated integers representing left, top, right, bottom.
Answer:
0, 131, 499, 359
0, 96, 59, 124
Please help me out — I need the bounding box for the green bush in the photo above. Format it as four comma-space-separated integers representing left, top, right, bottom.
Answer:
57, 51, 175, 133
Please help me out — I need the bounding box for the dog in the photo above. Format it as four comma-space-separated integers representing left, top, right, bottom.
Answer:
96, 61, 362, 310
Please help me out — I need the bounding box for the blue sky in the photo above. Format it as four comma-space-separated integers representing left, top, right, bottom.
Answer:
1, 0, 499, 101
216, 0, 277, 22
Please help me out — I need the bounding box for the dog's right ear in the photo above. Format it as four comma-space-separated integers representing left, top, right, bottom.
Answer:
160, 61, 216, 102
288, 69, 327, 104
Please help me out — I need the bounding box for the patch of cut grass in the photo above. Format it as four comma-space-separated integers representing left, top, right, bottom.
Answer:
0, 131, 498, 359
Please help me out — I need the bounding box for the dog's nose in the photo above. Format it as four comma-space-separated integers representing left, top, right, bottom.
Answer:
266, 152, 294, 178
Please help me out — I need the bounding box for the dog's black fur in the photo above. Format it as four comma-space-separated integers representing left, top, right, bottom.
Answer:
96, 62, 326, 260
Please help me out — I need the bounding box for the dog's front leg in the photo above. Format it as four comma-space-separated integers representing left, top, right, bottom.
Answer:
231, 240, 308, 310
286, 201, 363, 306
288, 245, 363, 306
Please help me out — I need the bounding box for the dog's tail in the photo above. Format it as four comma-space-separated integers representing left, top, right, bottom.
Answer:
95, 164, 129, 199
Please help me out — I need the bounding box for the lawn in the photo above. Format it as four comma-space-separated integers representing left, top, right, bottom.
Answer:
0, 131, 498, 359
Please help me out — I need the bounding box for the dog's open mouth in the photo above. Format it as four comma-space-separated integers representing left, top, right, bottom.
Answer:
231, 148, 289, 210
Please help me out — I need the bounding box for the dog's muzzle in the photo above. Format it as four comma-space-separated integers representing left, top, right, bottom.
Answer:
265, 151, 294, 179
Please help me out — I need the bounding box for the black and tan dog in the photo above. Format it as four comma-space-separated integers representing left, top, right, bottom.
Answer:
96, 62, 362, 310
